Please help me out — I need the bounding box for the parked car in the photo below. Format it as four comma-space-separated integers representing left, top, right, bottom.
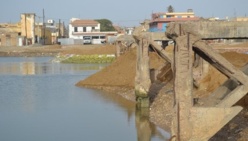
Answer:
83, 36, 92, 44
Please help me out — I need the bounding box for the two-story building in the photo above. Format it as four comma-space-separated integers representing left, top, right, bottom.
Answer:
68, 18, 117, 44
69, 18, 101, 44
69, 18, 100, 38
149, 9, 200, 32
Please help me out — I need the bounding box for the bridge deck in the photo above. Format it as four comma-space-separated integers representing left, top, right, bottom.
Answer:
166, 21, 248, 39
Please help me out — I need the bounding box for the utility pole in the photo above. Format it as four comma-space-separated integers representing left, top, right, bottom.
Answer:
63, 21, 66, 38
58, 19, 61, 38
25, 14, 27, 45
43, 9, 46, 45
37, 16, 41, 44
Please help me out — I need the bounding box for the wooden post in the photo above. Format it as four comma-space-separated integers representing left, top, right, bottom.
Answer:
116, 41, 121, 57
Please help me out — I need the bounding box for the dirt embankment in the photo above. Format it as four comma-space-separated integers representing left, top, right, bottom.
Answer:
60, 44, 116, 55
76, 47, 165, 88
76, 48, 136, 88
76, 47, 165, 101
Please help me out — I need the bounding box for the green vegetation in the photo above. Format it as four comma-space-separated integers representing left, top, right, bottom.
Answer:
167, 5, 174, 13
95, 19, 116, 31
61, 54, 115, 64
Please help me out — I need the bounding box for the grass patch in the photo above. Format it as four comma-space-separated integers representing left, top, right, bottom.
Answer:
61, 54, 115, 63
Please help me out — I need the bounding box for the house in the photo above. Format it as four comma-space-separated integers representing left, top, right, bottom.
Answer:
0, 23, 24, 46
69, 18, 100, 38
69, 18, 103, 44
149, 9, 200, 32
0, 13, 67, 46
0, 13, 36, 47
0, 29, 21, 47
0, 13, 42, 46
68, 18, 117, 44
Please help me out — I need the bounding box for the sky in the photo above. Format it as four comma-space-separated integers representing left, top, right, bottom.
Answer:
0, 0, 248, 27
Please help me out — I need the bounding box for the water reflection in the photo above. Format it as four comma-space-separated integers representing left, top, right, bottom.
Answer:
92, 90, 170, 141
20, 62, 35, 75
0, 57, 169, 141
0, 57, 108, 75
135, 108, 170, 141
21, 78, 36, 112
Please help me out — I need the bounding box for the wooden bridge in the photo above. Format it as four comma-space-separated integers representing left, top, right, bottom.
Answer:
132, 21, 248, 140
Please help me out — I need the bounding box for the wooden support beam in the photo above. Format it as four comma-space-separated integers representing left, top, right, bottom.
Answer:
149, 40, 172, 63
199, 64, 248, 107
166, 22, 248, 141
193, 41, 248, 84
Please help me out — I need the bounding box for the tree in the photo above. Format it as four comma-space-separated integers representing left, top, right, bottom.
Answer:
167, 5, 174, 13
95, 19, 116, 31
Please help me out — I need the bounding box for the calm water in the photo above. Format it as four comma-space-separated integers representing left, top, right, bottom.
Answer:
0, 57, 169, 141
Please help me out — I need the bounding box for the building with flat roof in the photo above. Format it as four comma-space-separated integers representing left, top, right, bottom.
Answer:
149, 9, 200, 32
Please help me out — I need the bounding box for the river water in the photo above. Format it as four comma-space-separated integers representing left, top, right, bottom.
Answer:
0, 57, 169, 141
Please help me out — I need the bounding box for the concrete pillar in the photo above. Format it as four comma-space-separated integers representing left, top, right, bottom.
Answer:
135, 37, 151, 108
172, 34, 194, 141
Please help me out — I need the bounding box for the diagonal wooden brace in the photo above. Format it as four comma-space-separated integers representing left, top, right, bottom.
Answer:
193, 41, 248, 85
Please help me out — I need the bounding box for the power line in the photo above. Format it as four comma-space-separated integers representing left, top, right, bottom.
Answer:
43, 9, 45, 45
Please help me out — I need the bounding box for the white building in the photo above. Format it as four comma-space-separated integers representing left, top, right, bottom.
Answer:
69, 18, 100, 39
125, 27, 134, 35
68, 18, 117, 44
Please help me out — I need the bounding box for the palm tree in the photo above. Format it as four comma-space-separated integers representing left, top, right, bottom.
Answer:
167, 5, 174, 13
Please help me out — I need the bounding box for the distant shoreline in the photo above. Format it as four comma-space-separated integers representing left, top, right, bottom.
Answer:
0, 44, 116, 57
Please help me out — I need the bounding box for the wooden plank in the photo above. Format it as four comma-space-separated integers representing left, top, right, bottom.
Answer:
150, 40, 172, 63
